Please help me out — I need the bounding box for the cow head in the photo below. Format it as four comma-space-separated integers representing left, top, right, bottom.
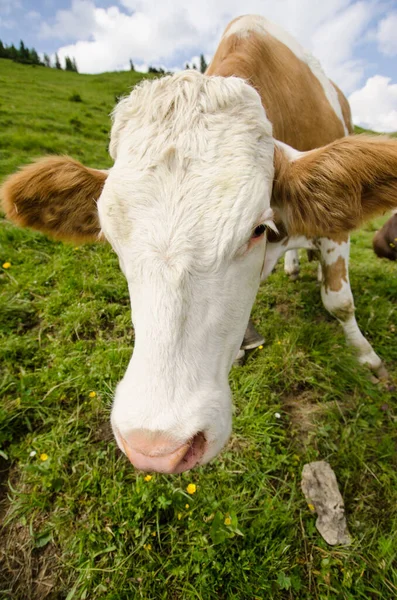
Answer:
3, 71, 397, 473
373, 213, 397, 260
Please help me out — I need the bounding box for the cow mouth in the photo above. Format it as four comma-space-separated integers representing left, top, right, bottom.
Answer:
172, 431, 207, 474
116, 428, 207, 474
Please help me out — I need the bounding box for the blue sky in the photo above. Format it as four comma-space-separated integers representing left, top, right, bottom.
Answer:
1, 0, 397, 130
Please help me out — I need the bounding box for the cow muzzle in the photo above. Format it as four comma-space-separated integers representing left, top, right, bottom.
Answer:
118, 429, 207, 474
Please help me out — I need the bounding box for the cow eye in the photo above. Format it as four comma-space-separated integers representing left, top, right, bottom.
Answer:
252, 224, 267, 238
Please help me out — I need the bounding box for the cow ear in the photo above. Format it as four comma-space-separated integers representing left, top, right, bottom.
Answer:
271, 136, 397, 238
1, 156, 107, 243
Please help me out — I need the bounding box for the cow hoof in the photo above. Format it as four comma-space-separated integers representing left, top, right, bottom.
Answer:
369, 364, 389, 384
375, 364, 389, 381
233, 349, 246, 367
241, 319, 265, 350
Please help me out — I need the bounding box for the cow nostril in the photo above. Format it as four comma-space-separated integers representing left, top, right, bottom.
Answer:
119, 430, 207, 474
173, 431, 207, 474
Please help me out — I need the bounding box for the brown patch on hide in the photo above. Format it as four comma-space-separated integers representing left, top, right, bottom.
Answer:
322, 256, 348, 293
207, 27, 346, 150
1, 156, 107, 243
325, 232, 349, 244
331, 302, 354, 322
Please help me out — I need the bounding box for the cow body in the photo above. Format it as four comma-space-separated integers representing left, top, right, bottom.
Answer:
3, 15, 397, 473
209, 15, 384, 376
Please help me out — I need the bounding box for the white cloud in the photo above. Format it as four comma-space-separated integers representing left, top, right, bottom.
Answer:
40, 0, 98, 41
42, 0, 376, 95
310, 1, 373, 93
348, 75, 397, 131
376, 11, 397, 56
0, 0, 20, 15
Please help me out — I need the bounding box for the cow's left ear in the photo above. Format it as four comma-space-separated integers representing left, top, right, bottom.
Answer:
1, 156, 107, 243
271, 135, 397, 238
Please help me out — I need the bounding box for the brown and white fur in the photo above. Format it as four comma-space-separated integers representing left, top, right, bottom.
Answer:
3, 15, 397, 473
208, 15, 385, 376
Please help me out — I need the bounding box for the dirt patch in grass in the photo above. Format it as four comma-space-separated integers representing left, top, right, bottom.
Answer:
275, 302, 292, 317
282, 391, 329, 446
0, 456, 11, 523
90, 418, 113, 443
0, 517, 61, 600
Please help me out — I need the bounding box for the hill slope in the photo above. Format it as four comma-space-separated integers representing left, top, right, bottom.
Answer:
0, 59, 153, 178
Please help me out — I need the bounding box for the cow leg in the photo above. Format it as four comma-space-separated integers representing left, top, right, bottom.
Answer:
241, 318, 265, 350
284, 249, 300, 280
318, 235, 387, 378
317, 262, 323, 282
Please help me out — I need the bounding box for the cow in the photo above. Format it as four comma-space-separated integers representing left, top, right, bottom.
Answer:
3, 15, 397, 475
373, 212, 397, 260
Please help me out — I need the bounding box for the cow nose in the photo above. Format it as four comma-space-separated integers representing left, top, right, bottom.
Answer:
119, 430, 206, 474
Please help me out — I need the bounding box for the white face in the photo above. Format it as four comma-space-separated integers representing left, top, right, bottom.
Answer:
97, 71, 275, 473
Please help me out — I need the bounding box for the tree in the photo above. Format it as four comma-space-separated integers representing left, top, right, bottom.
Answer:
148, 66, 165, 74
8, 44, 18, 60
200, 53, 208, 73
65, 56, 73, 71
72, 57, 78, 72
55, 53, 62, 69
30, 48, 41, 65
43, 53, 51, 68
0, 40, 6, 59
19, 40, 29, 61
129, 59, 134, 71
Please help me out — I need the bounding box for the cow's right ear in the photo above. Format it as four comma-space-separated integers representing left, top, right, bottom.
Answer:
1, 156, 107, 243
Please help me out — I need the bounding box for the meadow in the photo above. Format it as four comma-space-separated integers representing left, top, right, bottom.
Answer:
0, 58, 396, 599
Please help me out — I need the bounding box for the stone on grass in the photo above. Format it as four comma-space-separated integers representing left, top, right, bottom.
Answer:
301, 460, 351, 546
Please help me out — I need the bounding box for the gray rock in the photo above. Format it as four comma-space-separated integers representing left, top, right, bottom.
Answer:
301, 461, 351, 546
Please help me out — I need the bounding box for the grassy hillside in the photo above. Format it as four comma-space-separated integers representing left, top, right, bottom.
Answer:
0, 59, 154, 178
0, 60, 396, 600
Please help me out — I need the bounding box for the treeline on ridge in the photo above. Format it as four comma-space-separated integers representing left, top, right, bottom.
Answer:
0, 39, 78, 72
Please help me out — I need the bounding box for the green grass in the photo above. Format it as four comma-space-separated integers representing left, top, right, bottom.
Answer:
0, 59, 396, 600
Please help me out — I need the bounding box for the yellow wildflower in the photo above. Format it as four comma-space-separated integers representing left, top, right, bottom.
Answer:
89, 391, 96, 398
308, 503, 315, 512
186, 483, 196, 495
2, 262, 11, 269
177, 512, 182, 520
144, 475, 152, 482
143, 543, 152, 550
224, 516, 232, 526
258, 345, 263, 350
151, 532, 156, 537
40, 453, 48, 461
185, 504, 190, 509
